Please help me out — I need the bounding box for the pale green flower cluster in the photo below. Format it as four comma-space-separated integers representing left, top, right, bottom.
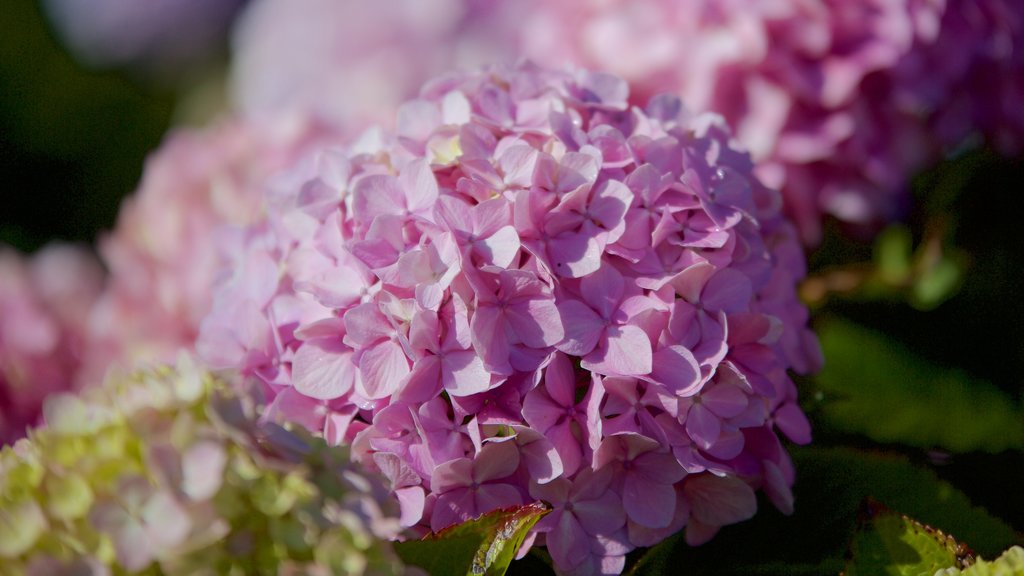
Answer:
0, 358, 406, 575
935, 547, 1024, 576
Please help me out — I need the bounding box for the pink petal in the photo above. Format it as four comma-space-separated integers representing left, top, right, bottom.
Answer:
702, 269, 753, 313
556, 299, 603, 356
548, 232, 603, 278
580, 264, 624, 319
685, 402, 721, 450
472, 197, 513, 236
352, 174, 404, 224
684, 474, 757, 527
542, 352, 576, 407
431, 487, 476, 532
588, 180, 633, 242
512, 426, 563, 483
356, 340, 410, 399
474, 483, 525, 518
587, 324, 652, 376
398, 355, 443, 403
623, 474, 676, 528
432, 458, 474, 492
547, 512, 590, 571
668, 261, 716, 304
635, 451, 686, 485
442, 351, 491, 397
702, 384, 749, 419
507, 297, 564, 348
649, 345, 701, 397
292, 340, 355, 400
399, 159, 439, 216
473, 440, 521, 482
762, 459, 795, 516
478, 225, 521, 269
470, 304, 511, 374
343, 303, 389, 348
775, 402, 812, 445
396, 486, 426, 527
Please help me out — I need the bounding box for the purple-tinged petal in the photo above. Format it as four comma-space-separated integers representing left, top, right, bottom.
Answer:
473, 440, 520, 482
623, 474, 676, 528
684, 474, 757, 527
442, 350, 491, 397
685, 403, 721, 450
356, 340, 410, 399
292, 339, 355, 400
649, 345, 701, 396
587, 323, 652, 376
556, 299, 603, 356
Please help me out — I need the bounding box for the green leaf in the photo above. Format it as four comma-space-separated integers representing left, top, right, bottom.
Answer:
938, 546, 1024, 576
628, 447, 1018, 575
912, 256, 963, 310
814, 318, 1024, 452
875, 225, 914, 285
845, 500, 969, 576
395, 502, 548, 576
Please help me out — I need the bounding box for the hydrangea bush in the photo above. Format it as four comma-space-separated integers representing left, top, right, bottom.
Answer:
0, 244, 103, 445
199, 62, 821, 574
0, 357, 407, 575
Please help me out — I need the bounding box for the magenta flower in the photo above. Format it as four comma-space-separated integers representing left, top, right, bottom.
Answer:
0, 244, 103, 445
430, 440, 525, 531
530, 467, 626, 573
198, 63, 819, 573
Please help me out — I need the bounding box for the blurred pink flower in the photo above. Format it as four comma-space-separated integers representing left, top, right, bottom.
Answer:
80, 117, 331, 388
0, 244, 103, 444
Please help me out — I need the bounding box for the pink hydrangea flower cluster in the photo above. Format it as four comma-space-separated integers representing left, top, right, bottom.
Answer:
78, 118, 329, 389
230, 0, 1024, 245
200, 63, 821, 573
0, 244, 103, 445
520, 0, 1024, 244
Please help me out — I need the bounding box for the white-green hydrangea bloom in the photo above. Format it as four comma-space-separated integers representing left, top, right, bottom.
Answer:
935, 546, 1024, 576
0, 357, 407, 575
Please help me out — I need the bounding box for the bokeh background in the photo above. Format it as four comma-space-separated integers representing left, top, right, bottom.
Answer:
1, 0, 1022, 571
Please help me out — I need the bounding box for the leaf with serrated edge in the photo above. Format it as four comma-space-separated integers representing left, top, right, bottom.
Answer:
844, 499, 972, 576
395, 502, 548, 576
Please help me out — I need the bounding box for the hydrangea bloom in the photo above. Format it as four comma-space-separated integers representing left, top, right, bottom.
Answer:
42, 0, 247, 74
200, 63, 820, 573
0, 357, 408, 575
0, 244, 103, 445
231, 0, 1024, 244
78, 117, 329, 389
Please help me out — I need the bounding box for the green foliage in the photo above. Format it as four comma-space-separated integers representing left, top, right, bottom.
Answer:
844, 501, 968, 576
627, 447, 1018, 575
814, 318, 1024, 453
396, 502, 548, 576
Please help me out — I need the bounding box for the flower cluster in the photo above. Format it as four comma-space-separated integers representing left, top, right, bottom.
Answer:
230, 0, 1024, 244
0, 357, 407, 575
77, 117, 328, 389
0, 244, 103, 445
519, 0, 1024, 243
199, 63, 820, 574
